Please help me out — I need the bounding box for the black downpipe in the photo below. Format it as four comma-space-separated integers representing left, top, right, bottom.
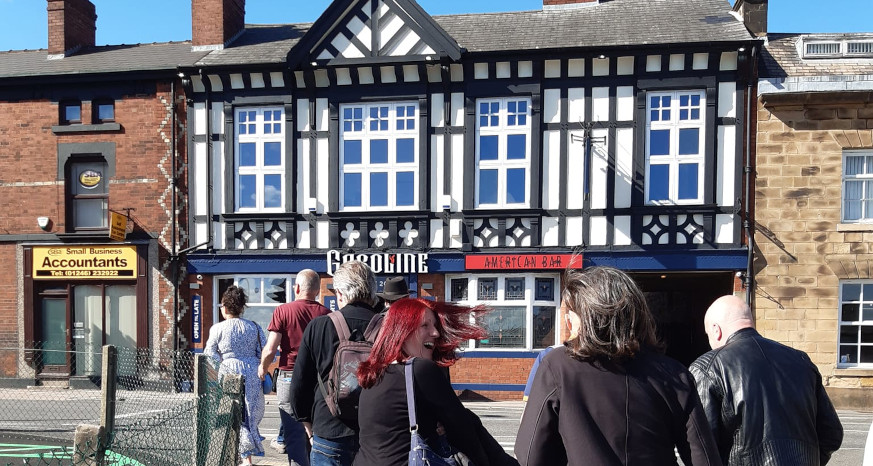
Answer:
172, 79, 178, 351
744, 45, 758, 308
178, 69, 215, 256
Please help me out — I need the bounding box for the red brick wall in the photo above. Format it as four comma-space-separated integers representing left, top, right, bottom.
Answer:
0, 246, 16, 349
417, 273, 444, 300
450, 357, 535, 401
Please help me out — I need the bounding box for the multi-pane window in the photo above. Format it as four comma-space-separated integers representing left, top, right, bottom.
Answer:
340, 102, 418, 210
843, 151, 873, 222
67, 159, 108, 230
217, 276, 294, 334
447, 275, 559, 350
235, 107, 285, 211
839, 281, 873, 366
476, 98, 531, 207
646, 90, 706, 204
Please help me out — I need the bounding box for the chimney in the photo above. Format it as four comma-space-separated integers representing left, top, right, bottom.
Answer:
192, 0, 246, 50
732, 0, 767, 38
47, 0, 96, 58
543, 0, 599, 10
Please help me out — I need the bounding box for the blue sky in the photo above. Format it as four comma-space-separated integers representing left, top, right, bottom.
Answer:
0, 0, 871, 51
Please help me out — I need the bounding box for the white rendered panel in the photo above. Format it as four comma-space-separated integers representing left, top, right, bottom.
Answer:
250, 73, 265, 88
592, 87, 609, 121
616, 86, 634, 121
451, 134, 464, 210
193, 141, 208, 216
614, 216, 632, 246
426, 65, 441, 83
542, 216, 560, 247
718, 82, 737, 118
567, 130, 585, 210
589, 216, 608, 246
297, 139, 309, 212
358, 67, 375, 84
316, 49, 333, 60
380, 13, 404, 46
317, 138, 329, 213
431, 135, 444, 212
194, 102, 207, 135
348, 16, 371, 51
269, 72, 285, 88
332, 34, 362, 59
297, 221, 311, 249
716, 214, 734, 244
430, 219, 443, 248
386, 29, 421, 56
615, 128, 634, 209
317, 220, 330, 249
208, 75, 223, 92
693, 53, 709, 70
297, 99, 310, 132
294, 71, 305, 88
646, 55, 661, 72
403, 65, 420, 82
568, 88, 585, 123
617, 56, 634, 75
191, 75, 205, 93
592, 58, 609, 76
336, 68, 352, 86
568, 59, 585, 77
518, 61, 533, 78
380, 66, 397, 83
669, 54, 684, 71
449, 219, 463, 248
431, 93, 445, 127
212, 101, 224, 135
590, 129, 609, 210
474, 63, 488, 79
450, 64, 463, 82
543, 89, 561, 124
544, 60, 561, 78
543, 131, 561, 210
316, 99, 329, 131
496, 62, 511, 78
717, 125, 737, 207
314, 70, 329, 87
451, 93, 464, 127
566, 217, 584, 247
720, 52, 738, 71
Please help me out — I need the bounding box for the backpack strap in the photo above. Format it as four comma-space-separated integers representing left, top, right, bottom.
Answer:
404, 358, 418, 430
327, 311, 352, 341
363, 312, 384, 343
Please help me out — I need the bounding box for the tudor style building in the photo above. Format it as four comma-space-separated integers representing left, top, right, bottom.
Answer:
0, 0, 203, 386
184, 0, 756, 398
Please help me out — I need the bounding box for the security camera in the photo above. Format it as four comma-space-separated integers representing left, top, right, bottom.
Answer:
196, 274, 203, 280
735, 271, 744, 278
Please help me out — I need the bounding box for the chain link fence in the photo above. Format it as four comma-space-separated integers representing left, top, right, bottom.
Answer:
0, 344, 243, 465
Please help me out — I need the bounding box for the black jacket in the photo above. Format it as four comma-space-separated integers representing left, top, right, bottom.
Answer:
689, 328, 843, 465
515, 346, 721, 466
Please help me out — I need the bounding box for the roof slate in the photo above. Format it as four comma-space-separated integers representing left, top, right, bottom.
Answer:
760, 33, 873, 78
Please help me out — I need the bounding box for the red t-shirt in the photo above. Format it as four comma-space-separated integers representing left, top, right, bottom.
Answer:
267, 299, 330, 370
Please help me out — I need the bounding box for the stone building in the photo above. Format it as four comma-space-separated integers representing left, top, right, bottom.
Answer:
755, 22, 873, 405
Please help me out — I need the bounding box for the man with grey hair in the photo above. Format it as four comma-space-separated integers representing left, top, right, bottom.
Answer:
689, 295, 843, 465
259, 269, 329, 466
290, 261, 377, 466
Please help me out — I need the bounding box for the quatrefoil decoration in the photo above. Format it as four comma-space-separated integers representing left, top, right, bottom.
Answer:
399, 221, 419, 246
340, 222, 361, 247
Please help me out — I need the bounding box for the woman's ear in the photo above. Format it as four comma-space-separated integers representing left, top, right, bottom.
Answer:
565, 311, 582, 341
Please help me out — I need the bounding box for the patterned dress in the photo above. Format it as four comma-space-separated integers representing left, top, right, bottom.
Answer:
204, 317, 267, 460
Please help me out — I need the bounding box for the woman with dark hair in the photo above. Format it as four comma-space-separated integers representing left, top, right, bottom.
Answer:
514, 266, 721, 466
353, 298, 517, 466
205, 285, 267, 465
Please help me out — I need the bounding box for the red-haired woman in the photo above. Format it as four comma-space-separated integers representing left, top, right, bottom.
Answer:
353, 298, 517, 466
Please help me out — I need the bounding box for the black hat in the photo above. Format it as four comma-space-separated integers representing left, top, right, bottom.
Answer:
377, 276, 410, 301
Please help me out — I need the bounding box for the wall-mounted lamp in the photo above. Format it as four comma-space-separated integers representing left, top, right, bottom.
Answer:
37, 216, 50, 231
738, 47, 746, 52
597, 54, 606, 59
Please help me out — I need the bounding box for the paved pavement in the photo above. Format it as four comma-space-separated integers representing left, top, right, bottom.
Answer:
255, 396, 872, 466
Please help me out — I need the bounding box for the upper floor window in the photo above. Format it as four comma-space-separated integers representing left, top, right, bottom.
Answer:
476, 98, 531, 208
217, 276, 294, 334
67, 159, 108, 231
448, 274, 559, 350
843, 150, 873, 222
234, 107, 285, 211
93, 100, 115, 123
646, 90, 706, 205
804, 37, 873, 58
839, 281, 873, 367
340, 102, 418, 211
60, 101, 82, 125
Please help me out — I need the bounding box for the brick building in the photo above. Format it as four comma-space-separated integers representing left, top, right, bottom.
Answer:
754, 4, 873, 406
0, 0, 204, 385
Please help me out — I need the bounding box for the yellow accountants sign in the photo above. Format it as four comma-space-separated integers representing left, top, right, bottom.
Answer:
33, 246, 137, 279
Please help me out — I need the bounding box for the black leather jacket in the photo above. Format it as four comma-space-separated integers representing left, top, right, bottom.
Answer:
689, 328, 843, 465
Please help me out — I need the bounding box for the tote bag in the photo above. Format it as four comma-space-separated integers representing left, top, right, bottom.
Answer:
404, 359, 461, 466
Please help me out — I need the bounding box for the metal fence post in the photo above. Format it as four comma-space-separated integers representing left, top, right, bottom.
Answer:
99, 345, 118, 462
205, 373, 243, 466
193, 354, 210, 466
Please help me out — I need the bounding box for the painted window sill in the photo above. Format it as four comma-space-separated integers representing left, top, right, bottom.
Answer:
834, 367, 873, 377
52, 123, 121, 134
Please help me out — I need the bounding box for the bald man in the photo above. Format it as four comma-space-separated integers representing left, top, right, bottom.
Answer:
689, 295, 843, 465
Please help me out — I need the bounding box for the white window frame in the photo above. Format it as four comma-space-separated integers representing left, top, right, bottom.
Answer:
215, 275, 296, 333
446, 274, 560, 351
339, 102, 419, 211
645, 90, 706, 205
475, 97, 532, 208
842, 150, 873, 223
234, 107, 285, 212
838, 280, 873, 368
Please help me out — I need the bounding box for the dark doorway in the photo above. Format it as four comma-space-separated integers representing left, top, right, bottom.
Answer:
632, 272, 734, 367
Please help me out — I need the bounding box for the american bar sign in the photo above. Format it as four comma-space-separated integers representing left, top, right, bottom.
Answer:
33, 245, 138, 279
465, 254, 582, 271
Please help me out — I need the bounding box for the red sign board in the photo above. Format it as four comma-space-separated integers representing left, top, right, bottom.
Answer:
465, 254, 582, 271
